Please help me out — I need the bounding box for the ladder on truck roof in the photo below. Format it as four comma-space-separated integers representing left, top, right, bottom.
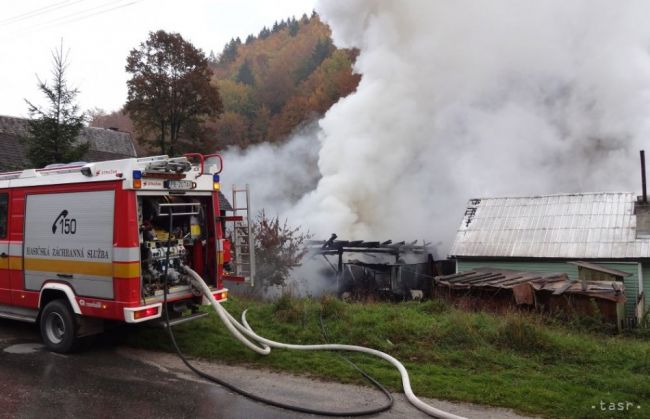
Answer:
230, 184, 256, 286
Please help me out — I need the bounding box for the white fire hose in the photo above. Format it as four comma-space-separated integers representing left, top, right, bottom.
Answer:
184, 266, 467, 419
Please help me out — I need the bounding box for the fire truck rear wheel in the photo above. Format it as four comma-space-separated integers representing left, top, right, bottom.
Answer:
40, 300, 78, 353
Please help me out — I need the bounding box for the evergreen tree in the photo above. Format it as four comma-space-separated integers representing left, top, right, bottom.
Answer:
220, 38, 239, 63
288, 17, 300, 36
25, 43, 88, 168
258, 26, 271, 39
312, 38, 334, 65
294, 38, 334, 82
235, 59, 255, 86
245, 34, 256, 45
208, 49, 217, 64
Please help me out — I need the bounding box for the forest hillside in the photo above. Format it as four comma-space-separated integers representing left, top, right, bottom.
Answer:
91, 12, 360, 154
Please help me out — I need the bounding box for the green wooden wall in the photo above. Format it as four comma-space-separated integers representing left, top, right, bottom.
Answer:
456, 259, 640, 319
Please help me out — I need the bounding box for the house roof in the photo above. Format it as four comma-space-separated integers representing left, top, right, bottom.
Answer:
0, 115, 136, 171
218, 192, 233, 212
449, 192, 650, 259
0, 131, 30, 171
0, 115, 234, 212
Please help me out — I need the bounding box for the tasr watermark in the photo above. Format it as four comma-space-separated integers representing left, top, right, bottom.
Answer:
592, 401, 641, 412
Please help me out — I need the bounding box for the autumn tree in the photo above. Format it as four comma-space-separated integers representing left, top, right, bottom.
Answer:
125, 30, 222, 155
251, 105, 271, 142
25, 43, 88, 168
219, 80, 256, 117
211, 111, 249, 147
207, 13, 361, 147
90, 108, 133, 130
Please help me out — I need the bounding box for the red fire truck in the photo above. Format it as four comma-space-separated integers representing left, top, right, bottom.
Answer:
0, 154, 233, 352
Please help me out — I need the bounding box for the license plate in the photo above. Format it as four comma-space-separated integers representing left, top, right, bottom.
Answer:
165, 180, 195, 190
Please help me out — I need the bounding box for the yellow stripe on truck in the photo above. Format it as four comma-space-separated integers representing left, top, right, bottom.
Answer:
113, 262, 141, 278
0, 256, 22, 270
23, 258, 141, 278
9, 256, 22, 270
25, 258, 113, 276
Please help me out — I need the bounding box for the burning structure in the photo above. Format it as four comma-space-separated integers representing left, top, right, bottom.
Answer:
307, 234, 449, 300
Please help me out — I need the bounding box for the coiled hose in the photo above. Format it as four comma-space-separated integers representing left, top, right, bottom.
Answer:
183, 266, 467, 419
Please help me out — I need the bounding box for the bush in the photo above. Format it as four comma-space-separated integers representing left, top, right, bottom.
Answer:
418, 298, 450, 315
252, 210, 312, 291
437, 314, 485, 349
495, 314, 557, 354
320, 295, 348, 320
272, 293, 305, 323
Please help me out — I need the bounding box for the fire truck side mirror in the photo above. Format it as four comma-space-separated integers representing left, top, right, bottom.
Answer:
204, 154, 223, 175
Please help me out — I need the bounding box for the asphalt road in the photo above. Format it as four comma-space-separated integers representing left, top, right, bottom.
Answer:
0, 320, 305, 419
0, 319, 532, 419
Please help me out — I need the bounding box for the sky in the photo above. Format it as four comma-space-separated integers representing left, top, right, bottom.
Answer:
0, 0, 316, 117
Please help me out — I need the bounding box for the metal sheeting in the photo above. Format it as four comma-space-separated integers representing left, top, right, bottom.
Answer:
435, 268, 623, 301
434, 268, 626, 326
449, 192, 650, 259
456, 260, 640, 319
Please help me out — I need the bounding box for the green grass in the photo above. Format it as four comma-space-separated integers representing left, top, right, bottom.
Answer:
126, 295, 650, 418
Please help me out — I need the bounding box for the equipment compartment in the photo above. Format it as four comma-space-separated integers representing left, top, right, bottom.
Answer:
138, 195, 214, 298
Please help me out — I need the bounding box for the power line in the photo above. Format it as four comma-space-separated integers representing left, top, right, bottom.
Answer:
2, 0, 142, 39
0, 0, 69, 25
0, 0, 84, 26
29, 0, 137, 29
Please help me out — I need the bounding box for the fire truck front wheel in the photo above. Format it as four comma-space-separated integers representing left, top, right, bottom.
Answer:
40, 300, 78, 353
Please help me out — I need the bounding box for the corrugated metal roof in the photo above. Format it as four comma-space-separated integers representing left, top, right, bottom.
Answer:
449, 192, 650, 259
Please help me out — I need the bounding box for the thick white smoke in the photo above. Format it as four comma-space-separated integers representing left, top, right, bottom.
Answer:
221, 122, 321, 219
227, 1, 650, 254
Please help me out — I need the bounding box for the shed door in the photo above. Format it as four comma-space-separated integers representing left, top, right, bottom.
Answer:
23, 190, 115, 299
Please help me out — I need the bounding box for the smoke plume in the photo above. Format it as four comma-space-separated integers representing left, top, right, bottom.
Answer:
226, 1, 650, 254
221, 122, 321, 218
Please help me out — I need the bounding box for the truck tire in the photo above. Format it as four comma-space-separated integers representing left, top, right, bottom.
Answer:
40, 299, 78, 353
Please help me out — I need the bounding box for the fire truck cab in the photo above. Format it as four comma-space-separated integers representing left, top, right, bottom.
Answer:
0, 154, 230, 352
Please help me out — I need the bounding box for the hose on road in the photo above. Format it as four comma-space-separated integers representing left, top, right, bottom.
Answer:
162, 269, 394, 416
183, 265, 467, 419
